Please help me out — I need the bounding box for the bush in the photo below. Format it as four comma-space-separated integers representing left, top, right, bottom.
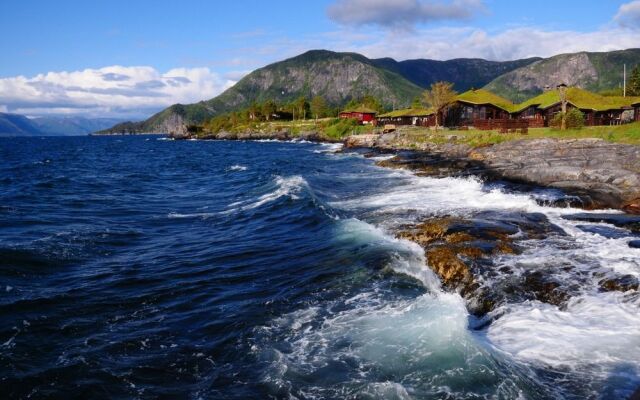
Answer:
322, 118, 360, 139
550, 108, 585, 130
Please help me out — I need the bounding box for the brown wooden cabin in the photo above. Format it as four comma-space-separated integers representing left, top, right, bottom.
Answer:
445, 89, 513, 129
634, 101, 640, 122
339, 106, 377, 124
377, 108, 436, 127
511, 88, 640, 127
527, 103, 633, 127
512, 105, 545, 127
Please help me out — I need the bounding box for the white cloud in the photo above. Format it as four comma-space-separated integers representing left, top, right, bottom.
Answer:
327, 26, 640, 61
327, 0, 484, 28
0, 66, 237, 119
615, 0, 640, 28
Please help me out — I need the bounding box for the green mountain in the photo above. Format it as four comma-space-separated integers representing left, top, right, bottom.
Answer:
100, 50, 541, 134
100, 50, 427, 134
371, 57, 541, 92
484, 49, 640, 102
100, 48, 640, 134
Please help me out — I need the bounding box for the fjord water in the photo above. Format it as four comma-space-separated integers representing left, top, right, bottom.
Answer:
1, 136, 639, 399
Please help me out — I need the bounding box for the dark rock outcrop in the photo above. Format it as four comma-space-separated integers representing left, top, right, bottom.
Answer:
396, 213, 569, 315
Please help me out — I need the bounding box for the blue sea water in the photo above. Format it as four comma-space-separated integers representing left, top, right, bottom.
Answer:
1, 136, 639, 399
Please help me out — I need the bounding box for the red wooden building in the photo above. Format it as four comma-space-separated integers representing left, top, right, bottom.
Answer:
339, 106, 377, 124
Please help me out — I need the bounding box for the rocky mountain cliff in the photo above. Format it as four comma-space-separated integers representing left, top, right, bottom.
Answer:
484, 49, 640, 102
372, 57, 540, 92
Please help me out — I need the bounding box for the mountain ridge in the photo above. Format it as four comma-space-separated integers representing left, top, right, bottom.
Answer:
99, 48, 640, 134
484, 48, 640, 102
0, 113, 126, 137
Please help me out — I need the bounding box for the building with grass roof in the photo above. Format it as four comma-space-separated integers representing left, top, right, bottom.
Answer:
339, 106, 377, 124
377, 108, 436, 127
444, 89, 517, 128
511, 87, 640, 127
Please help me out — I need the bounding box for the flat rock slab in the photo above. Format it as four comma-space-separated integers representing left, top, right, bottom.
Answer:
563, 213, 640, 233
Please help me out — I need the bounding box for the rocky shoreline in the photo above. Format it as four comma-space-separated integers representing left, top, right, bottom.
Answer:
188, 130, 640, 213
345, 133, 640, 214
335, 134, 640, 336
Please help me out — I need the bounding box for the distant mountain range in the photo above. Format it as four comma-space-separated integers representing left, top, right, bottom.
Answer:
0, 113, 125, 137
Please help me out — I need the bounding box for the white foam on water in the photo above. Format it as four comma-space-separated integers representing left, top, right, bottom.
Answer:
334, 218, 442, 291
258, 156, 640, 397
227, 164, 247, 171
255, 218, 538, 398
487, 293, 640, 385
313, 142, 344, 153
167, 212, 218, 219
243, 175, 308, 210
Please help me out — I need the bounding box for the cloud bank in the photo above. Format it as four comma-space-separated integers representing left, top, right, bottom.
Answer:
327, 0, 483, 28
616, 0, 640, 28
343, 26, 640, 61
0, 66, 238, 119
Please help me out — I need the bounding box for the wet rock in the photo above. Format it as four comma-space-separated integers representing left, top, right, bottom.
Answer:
349, 133, 640, 214
630, 240, 640, 249
216, 131, 237, 140
522, 271, 570, 306
396, 212, 580, 315
576, 225, 633, 239
563, 213, 640, 233
425, 246, 472, 290
599, 275, 639, 292
469, 139, 640, 212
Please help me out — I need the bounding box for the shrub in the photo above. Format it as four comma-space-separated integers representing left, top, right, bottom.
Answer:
550, 108, 585, 130
322, 118, 360, 139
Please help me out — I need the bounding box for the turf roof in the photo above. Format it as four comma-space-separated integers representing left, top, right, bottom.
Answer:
512, 87, 640, 113
378, 108, 435, 118
455, 89, 516, 112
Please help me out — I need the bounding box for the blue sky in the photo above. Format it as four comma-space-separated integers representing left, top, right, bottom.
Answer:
1, 0, 639, 118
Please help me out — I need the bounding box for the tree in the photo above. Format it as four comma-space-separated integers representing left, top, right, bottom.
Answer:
551, 108, 584, 130
629, 65, 640, 96
247, 101, 260, 121
557, 84, 568, 131
310, 96, 327, 120
294, 96, 309, 120
411, 96, 422, 109
261, 100, 277, 121
422, 82, 457, 130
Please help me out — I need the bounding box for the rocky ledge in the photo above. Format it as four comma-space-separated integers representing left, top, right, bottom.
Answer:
395, 213, 639, 317
345, 134, 640, 214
